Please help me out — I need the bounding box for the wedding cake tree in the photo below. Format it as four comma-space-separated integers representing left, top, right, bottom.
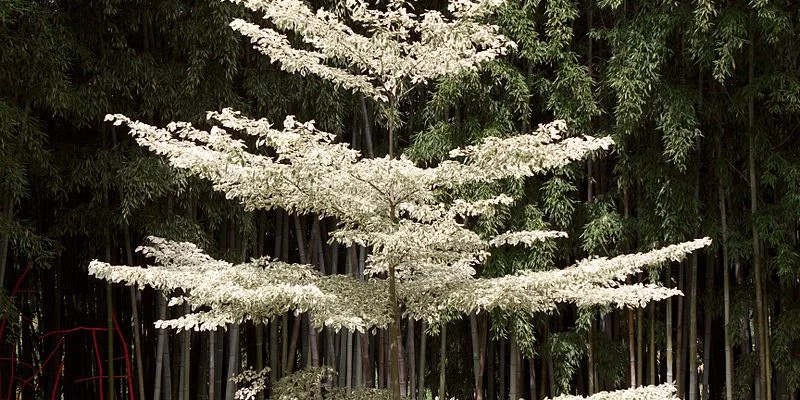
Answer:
89, 0, 708, 398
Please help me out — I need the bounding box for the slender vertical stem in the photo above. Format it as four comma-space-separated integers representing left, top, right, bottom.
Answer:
667, 294, 673, 385
637, 306, 643, 388
689, 253, 698, 400
386, 93, 404, 400
588, 320, 595, 394
121, 225, 146, 400
718, 139, 733, 400
163, 305, 174, 400
269, 313, 278, 382
360, 331, 370, 387
438, 324, 447, 400
387, 262, 402, 399
105, 257, 114, 399
407, 320, 417, 400
225, 324, 240, 400
487, 337, 495, 400
154, 294, 169, 400
649, 304, 656, 385
256, 323, 264, 400
628, 309, 636, 387
359, 97, 374, 158
470, 312, 484, 400
209, 330, 216, 400
677, 261, 685, 397
285, 317, 301, 373
748, 14, 769, 399
179, 304, 192, 400
102, 150, 115, 400
343, 329, 352, 387
509, 335, 521, 400
624, 190, 635, 388
378, 330, 385, 388
418, 322, 427, 398
703, 258, 713, 400
546, 335, 555, 397
309, 320, 319, 367
529, 358, 537, 400
214, 330, 223, 400
499, 338, 506, 399
355, 333, 363, 387
0, 194, 13, 289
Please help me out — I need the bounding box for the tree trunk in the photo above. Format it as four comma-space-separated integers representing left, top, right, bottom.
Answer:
105, 245, 114, 400
649, 304, 656, 385
499, 338, 506, 399
748, 14, 769, 400
356, 333, 364, 387
628, 309, 636, 387
198, 334, 209, 400
407, 320, 417, 400
388, 266, 403, 399
154, 294, 168, 400
0, 194, 13, 301
121, 224, 146, 400
178, 305, 191, 400
359, 96, 374, 158
539, 348, 548, 399
547, 343, 555, 397
214, 330, 223, 400
418, 322, 427, 398
285, 316, 301, 373
360, 331, 370, 387
637, 306, 643, 388
385, 99, 404, 400
256, 324, 264, 400
487, 337, 495, 400
378, 329, 386, 388
309, 319, 319, 367
689, 253, 698, 400
703, 257, 714, 400
529, 358, 537, 400
677, 261, 685, 397
624, 191, 636, 388
339, 329, 349, 387
270, 321, 279, 383
667, 295, 673, 385
718, 156, 733, 400
164, 320, 174, 400
111, 124, 146, 400
588, 320, 595, 394
438, 324, 447, 400
509, 335, 521, 400
470, 312, 485, 400
225, 323, 240, 400
326, 327, 335, 383
341, 243, 351, 387
209, 330, 216, 400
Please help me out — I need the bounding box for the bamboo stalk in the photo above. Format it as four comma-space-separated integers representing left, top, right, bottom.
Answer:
718, 143, 733, 400
689, 253, 698, 400
407, 320, 417, 400
154, 294, 167, 400
470, 312, 484, 400
438, 324, 447, 400
225, 323, 240, 400
209, 330, 216, 400
509, 335, 521, 400
418, 322, 427, 398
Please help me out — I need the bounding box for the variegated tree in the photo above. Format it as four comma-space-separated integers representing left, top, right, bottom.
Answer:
89, 0, 709, 399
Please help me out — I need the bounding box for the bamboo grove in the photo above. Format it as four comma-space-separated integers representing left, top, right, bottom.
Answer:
0, 0, 798, 399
